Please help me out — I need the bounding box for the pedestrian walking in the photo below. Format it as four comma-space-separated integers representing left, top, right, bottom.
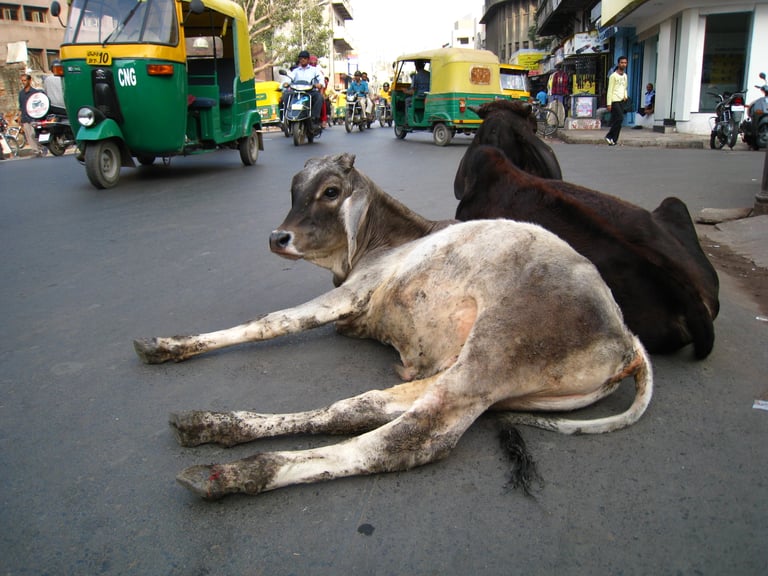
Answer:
18, 74, 44, 157
605, 56, 629, 146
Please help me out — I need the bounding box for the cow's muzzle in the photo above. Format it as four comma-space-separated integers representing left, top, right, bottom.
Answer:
269, 230, 302, 259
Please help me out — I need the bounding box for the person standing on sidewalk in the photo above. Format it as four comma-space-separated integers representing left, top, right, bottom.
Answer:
18, 74, 44, 157
605, 56, 629, 146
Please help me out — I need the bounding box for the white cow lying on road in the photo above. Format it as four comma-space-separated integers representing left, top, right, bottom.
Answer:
134, 153, 652, 500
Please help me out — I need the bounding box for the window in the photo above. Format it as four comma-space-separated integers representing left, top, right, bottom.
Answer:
699, 12, 750, 112
24, 7, 47, 22
1, 5, 19, 20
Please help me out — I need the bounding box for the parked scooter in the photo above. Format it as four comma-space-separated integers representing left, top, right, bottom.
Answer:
283, 80, 322, 146
708, 88, 746, 149
740, 72, 768, 151
344, 93, 369, 133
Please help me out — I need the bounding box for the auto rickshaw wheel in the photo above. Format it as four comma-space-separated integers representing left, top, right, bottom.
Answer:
239, 127, 259, 165
292, 122, 305, 146
394, 125, 407, 140
137, 155, 155, 166
432, 123, 453, 147
84, 140, 121, 189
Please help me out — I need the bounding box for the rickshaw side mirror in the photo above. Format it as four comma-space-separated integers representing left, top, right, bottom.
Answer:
51, 1, 60, 17
190, 0, 205, 14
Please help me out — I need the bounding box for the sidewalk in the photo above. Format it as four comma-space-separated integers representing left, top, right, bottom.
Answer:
555, 125, 767, 273
555, 126, 714, 149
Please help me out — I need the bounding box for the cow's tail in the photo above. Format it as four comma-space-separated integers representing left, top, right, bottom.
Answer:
502, 335, 653, 435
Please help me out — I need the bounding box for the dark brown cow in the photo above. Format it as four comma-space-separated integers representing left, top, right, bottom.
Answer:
134, 154, 652, 499
454, 100, 563, 185
455, 142, 719, 358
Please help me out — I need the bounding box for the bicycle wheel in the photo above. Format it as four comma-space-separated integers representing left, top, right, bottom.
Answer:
536, 109, 558, 137
6, 136, 19, 157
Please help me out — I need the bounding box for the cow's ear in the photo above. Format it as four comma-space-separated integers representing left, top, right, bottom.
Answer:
341, 188, 371, 265
333, 153, 356, 173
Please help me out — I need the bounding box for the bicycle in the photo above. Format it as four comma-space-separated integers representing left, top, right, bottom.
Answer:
531, 102, 559, 137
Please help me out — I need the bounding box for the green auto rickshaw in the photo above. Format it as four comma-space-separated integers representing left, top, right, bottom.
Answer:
51, 0, 263, 189
391, 48, 508, 146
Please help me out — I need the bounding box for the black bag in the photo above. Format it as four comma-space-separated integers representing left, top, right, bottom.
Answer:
621, 98, 634, 113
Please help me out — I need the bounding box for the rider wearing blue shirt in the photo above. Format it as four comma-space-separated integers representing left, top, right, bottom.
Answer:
347, 71, 372, 118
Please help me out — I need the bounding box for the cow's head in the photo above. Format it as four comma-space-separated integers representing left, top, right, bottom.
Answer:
454, 100, 562, 200
269, 153, 374, 285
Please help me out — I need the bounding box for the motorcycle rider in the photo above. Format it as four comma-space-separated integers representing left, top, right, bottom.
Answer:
378, 82, 391, 104
347, 71, 373, 121
281, 50, 325, 129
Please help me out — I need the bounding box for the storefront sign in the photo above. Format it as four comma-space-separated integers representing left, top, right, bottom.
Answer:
563, 31, 608, 57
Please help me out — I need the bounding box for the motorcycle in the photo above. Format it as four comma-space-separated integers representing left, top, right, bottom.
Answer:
33, 112, 75, 156
740, 72, 768, 151
283, 81, 322, 146
345, 92, 369, 132
29, 75, 75, 156
708, 89, 746, 149
376, 98, 392, 127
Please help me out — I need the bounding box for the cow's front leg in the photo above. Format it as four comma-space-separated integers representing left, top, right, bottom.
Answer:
134, 288, 367, 364
176, 389, 487, 499
170, 378, 435, 447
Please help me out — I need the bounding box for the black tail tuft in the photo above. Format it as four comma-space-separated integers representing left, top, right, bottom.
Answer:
498, 425, 543, 497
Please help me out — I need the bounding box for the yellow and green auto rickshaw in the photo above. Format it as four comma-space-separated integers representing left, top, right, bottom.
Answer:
391, 47, 508, 146
50, 0, 263, 189
500, 64, 531, 101
255, 80, 282, 126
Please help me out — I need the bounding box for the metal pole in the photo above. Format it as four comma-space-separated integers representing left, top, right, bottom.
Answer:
756, 146, 768, 215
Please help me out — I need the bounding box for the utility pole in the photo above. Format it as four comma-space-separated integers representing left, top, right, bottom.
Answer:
756, 146, 768, 215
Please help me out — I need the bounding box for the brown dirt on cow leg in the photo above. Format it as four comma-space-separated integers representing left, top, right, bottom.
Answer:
133, 337, 174, 364
169, 411, 240, 447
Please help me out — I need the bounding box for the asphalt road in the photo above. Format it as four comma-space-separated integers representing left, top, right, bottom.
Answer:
1, 126, 766, 575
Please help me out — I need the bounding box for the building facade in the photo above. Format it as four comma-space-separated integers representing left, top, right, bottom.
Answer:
603, 0, 768, 134
0, 0, 67, 114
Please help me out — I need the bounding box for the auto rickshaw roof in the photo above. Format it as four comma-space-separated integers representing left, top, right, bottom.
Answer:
186, 0, 247, 20
182, 0, 254, 82
395, 48, 500, 66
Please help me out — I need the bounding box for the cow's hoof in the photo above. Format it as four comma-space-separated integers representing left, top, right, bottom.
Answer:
176, 464, 228, 500
133, 338, 173, 364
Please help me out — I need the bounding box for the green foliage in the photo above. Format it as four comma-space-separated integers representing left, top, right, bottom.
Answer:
236, 0, 332, 68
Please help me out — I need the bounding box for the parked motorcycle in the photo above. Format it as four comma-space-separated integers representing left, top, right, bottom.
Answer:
376, 98, 392, 127
33, 112, 75, 156
283, 81, 322, 146
345, 93, 369, 132
740, 72, 768, 151
708, 89, 746, 149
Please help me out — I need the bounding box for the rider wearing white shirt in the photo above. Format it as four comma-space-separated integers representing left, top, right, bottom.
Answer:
283, 50, 325, 125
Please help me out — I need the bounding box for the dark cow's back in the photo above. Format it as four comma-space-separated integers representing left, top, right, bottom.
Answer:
455, 144, 719, 358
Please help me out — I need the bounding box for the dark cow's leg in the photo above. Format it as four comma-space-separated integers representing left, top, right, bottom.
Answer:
175, 382, 487, 499
170, 378, 436, 447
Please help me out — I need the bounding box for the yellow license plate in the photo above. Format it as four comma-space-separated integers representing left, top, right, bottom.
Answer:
86, 50, 111, 65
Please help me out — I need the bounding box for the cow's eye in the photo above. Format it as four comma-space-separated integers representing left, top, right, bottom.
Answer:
323, 187, 340, 200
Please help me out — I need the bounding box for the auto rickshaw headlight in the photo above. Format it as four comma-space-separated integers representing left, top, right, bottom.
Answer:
77, 106, 100, 127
